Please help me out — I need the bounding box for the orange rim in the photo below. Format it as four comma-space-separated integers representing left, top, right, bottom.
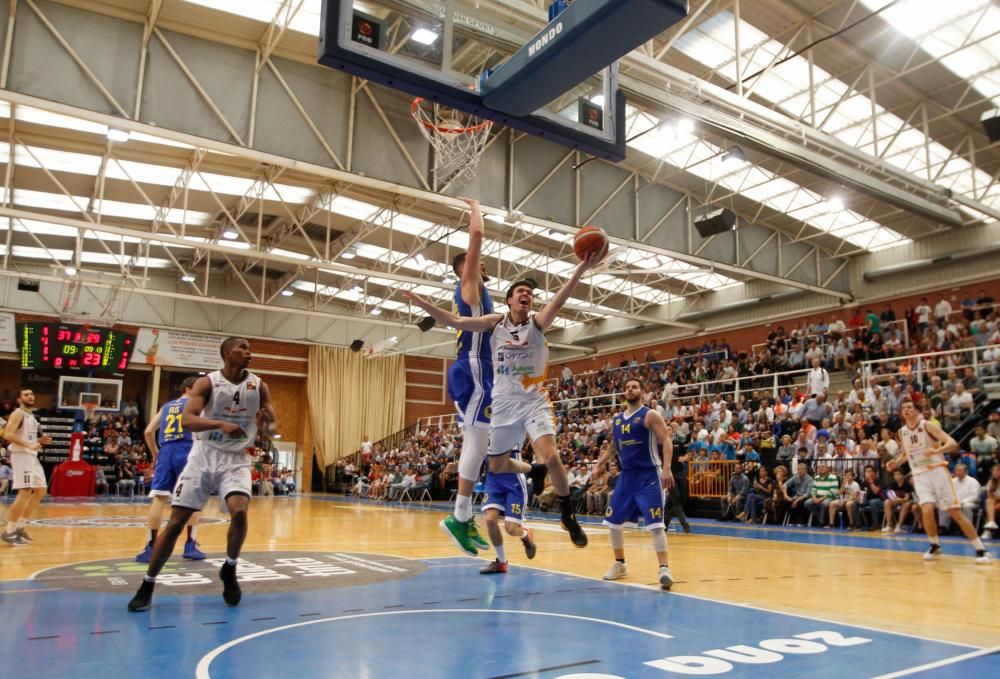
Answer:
411, 97, 492, 134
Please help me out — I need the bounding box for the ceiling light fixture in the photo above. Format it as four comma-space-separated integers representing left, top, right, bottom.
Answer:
107, 128, 130, 143
280, 289, 294, 297
222, 229, 239, 240
411, 28, 439, 45
180, 273, 196, 283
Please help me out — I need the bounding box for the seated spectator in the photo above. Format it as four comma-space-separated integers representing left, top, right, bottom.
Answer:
883, 469, 915, 533
117, 458, 136, 497
0, 456, 11, 495
739, 466, 774, 524
805, 463, 839, 527
94, 466, 108, 495
859, 465, 884, 530
942, 463, 981, 533
586, 465, 609, 515
719, 462, 749, 521
827, 469, 862, 529
982, 465, 1000, 539
766, 464, 792, 524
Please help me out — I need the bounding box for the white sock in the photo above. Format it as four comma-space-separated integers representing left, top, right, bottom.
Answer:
14, 519, 25, 530
454, 495, 473, 522
494, 543, 506, 563
188, 524, 198, 541
973, 538, 985, 551
929, 537, 940, 546
225, 557, 237, 566
143, 575, 156, 583
148, 529, 156, 542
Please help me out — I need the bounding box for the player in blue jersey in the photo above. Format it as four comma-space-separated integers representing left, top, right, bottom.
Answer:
595, 378, 676, 589
478, 450, 537, 573
135, 377, 204, 562
439, 198, 500, 557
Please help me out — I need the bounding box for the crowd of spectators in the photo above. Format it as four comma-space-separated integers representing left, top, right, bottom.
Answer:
333, 295, 1000, 540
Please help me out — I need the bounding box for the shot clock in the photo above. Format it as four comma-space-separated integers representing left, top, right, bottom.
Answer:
18, 323, 134, 373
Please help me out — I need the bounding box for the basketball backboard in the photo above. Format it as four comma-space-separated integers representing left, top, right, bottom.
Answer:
319, 1, 689, 161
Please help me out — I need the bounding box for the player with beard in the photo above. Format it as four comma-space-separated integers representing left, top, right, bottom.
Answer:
404, 250, 602, 548
1, 388, 53, 546
128, 337, 277, 611
594, 378, 677, 589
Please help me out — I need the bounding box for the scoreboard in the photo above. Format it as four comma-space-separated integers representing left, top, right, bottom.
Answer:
18, 323, 134, 373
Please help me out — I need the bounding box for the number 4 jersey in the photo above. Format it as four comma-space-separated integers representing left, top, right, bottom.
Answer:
199, 370, 261, 451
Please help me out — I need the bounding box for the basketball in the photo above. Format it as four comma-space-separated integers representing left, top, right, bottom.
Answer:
573, 225, 609, 262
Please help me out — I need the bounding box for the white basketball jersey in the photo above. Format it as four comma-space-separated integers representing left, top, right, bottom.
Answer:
900, 419, 943, 475
198, 370, 261, 452
8, 409, 39, 456
491, 313, 549, 400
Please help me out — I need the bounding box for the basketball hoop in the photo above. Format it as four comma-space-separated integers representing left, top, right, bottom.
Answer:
412, 97, 493, 187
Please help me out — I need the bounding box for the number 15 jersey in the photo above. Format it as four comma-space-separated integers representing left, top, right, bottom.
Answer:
199, 370, 261, 451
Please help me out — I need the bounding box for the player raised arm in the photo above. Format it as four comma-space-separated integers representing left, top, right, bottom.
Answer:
402, 290, 502, 332
534, 250, 602, 331
3, 410, 37, 451
145, 407, 164, 459
645, 410, 675, 490
459, 198, 484, 307
181, 377, 244, 439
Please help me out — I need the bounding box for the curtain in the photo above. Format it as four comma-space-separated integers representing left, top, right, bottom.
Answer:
307, 346, 406, 468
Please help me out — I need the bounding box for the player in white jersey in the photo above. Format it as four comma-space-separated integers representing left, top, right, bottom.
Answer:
887, 399, 991, 564
129, 337, 277, 611
404, 249, 603, 548
1, 388, 53, 546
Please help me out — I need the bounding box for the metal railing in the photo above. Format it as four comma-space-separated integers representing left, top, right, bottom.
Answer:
687, 457, 885, 498
546, 349, 730, 391
860, 344, 999, 392
751, 318, 909, 357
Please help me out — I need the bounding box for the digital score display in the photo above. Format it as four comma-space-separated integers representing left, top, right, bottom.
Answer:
18, 323, 134, 373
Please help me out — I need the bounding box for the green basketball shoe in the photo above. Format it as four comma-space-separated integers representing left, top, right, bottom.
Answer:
440, 514, 478, 556
467, 520, 490, 551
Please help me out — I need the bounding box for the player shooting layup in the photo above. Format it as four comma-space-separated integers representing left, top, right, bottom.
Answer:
404, 250, 603, 548
888, 399, 991, 564
128, 337, 277, 611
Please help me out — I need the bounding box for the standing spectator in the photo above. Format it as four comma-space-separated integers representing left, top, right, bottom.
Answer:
915, 298, 932, 334
934, 295, 953, 326
360, 435, 373, 462
865, 309, 881, 337
806, 357, 829, 397
977, 288, 995, 319
805, 463, 839, 527
880, 304, 896, 325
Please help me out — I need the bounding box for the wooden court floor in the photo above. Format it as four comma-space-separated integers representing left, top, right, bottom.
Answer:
2, 494, 996, 652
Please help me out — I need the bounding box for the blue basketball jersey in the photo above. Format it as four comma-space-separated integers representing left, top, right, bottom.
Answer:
611, 406, 661, 471
157, 396, 192, 446
453, 282, 493, 365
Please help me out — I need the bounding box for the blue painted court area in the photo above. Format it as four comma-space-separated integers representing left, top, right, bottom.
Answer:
1, 554, 990, 678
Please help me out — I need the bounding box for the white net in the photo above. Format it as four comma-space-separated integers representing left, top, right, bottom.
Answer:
412, 98, 493, 188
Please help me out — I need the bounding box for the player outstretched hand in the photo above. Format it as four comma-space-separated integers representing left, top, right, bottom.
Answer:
579, 248, 603, 273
